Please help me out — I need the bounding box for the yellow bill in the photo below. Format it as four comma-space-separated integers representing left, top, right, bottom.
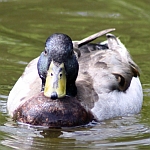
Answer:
44, 60, 66, 99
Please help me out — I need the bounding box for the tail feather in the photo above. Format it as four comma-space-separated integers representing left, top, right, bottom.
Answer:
106, 33, 140, 77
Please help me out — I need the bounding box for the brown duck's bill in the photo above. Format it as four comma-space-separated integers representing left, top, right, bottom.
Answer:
44, 60, 66, 99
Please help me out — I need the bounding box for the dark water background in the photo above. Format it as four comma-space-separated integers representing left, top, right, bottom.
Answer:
0, 0, 150, 149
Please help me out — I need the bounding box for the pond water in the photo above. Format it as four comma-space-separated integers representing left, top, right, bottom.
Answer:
0, 0, 150, 149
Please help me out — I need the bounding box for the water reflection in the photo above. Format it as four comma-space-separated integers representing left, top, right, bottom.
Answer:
1, 115, 150, 149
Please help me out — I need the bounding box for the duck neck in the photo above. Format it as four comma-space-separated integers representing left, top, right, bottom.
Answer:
66, 82, 77, 97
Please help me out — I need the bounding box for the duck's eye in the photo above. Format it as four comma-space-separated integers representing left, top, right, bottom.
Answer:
51, 73, 53, 76
44, 50, 47, 55
60, 73, 62, 78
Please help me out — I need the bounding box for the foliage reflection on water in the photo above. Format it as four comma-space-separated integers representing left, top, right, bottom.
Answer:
0, 0, 150, 149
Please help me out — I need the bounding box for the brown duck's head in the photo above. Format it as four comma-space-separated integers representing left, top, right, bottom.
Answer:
37, 33, 79, 100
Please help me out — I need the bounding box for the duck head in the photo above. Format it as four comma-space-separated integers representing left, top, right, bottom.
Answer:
37, 33, 79, 100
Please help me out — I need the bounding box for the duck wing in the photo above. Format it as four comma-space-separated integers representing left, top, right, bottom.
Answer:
7, 57, 41, 117
76, 33, 142, 119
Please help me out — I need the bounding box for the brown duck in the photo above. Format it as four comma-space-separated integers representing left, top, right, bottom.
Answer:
7, 29, 143, 128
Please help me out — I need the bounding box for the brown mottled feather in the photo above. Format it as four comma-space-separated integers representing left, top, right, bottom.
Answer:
14, 92, 94, 127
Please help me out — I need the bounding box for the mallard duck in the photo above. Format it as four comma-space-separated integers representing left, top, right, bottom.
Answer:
7, 29, 143, 127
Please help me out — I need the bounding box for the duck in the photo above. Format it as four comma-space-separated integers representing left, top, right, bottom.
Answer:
7, 29, 143, 128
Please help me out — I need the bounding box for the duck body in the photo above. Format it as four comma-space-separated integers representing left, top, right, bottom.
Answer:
77, 38, 143, 120
7, 30, 143, 127
13, 93, 94, 127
